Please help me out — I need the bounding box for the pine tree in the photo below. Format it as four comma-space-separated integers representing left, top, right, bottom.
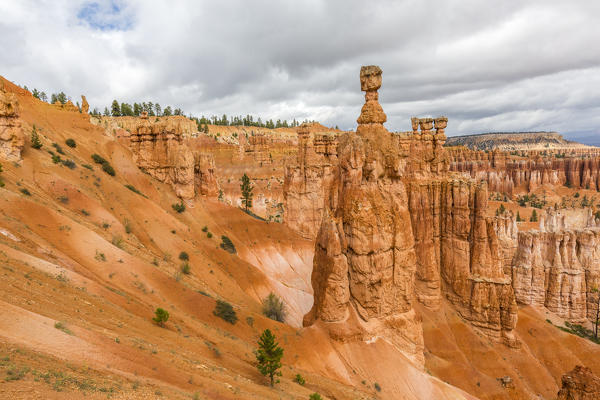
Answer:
111, 100, 121, 116
530, 209, 538, 222
516, 211, 522, 222
31, 125, 43, 149
240, 173, 253, 211
103, 107, 110, 116
255, 329, 284, 387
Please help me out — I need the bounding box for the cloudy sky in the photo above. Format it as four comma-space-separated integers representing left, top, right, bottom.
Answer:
1, 0, 599, 142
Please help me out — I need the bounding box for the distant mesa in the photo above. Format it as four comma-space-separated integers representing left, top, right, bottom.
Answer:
445, 131, 596, 152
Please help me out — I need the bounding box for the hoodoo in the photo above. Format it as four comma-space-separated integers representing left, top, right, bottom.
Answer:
303, 66, 519, 367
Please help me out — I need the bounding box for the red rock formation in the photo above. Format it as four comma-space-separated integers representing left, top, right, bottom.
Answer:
116, 114, 217, 198
303, 66, 518, 367
0, 87, 24, 162
81, 95, 89, 114
449, 148, 600, 194
512, 228, 600, 322
246, 132, 272, 164
557, 366, 600, 400
283, 124, 339, 239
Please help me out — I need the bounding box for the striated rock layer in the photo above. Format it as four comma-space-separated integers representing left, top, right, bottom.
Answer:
116, 114, 217, 198
557, 365, 600, 400
449, 148, 600, 195
303, 66, 518, 367
512, 228, 600, 322
0, 87, 25, 162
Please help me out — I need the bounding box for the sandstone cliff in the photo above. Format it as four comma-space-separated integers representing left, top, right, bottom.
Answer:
303, 66, 518, 367
557, 365, 600, 400
115, 113, 217, 198
0, 87, 25, 162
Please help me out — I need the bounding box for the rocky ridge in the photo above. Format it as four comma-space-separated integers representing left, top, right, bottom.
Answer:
445, 131, 595, 152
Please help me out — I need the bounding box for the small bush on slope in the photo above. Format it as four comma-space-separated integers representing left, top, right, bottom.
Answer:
213, 300, 237, 324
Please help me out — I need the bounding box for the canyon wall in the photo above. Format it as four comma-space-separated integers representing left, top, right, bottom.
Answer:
303, 66, 518, 367
449, 149, 600, 194
0, 87, 24, 162
115, 113, 217, 198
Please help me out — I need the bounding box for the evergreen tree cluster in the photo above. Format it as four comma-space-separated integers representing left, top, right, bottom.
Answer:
98, 100, 184, 117
192, 114, 304, 129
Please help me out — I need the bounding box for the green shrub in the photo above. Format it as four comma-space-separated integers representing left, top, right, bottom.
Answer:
374, 382, 381, 392
202, 226, 208, 232
54, 321, 73, 335
180, 262, 191, 275
65, 138, 76, 148
62, 159, 76, 169
178, 251, 189, 261
101, 162, 115, 176
20, 188, 31, 196
207, 232, 213, 238
220, 235, 236, 253
124, 184, 143, 195
213, 300, 237, 324
82, 164, 93, 170
294, 373, 305, 385
52, 154, 62, 164
309, 394, 322, 400
152, 308, 169, 327
172, 201, 185, 213
52, 143, 65, 155
91, 154, 107, 164
262, 292, 286, 322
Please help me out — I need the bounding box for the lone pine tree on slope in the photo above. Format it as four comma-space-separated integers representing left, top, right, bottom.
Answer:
240, 173, 253, 211
255, 329, 283, 387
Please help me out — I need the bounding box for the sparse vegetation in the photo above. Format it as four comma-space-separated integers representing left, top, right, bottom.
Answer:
207, 232, 213, 238
152, 308, 169, 327
111, 235, 124, 249
91, 154, 115, 176
178, 251, 189, 261
255, 328, 283, 387
124, 184, 143, 196
172, 201, 185, 213
20, 188, 31, 196
62, 159, 76, 169
220, 235, 236, 253
52, 143, 65, 155
65, 138, 76, 148
374, 382, 381, 392
54, 321, 73, 335
213, 300, 237, 324
309, 394, 323, 400
82, 163, 93, 170
94, 250, 106, 262
294, 373, 305, 385
262, 292, 286, 322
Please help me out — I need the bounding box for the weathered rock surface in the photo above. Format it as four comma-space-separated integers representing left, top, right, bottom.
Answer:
283, 124, 339, 239
512, 228, 600, 322
81, 95, 89, 114
303, 66, 518, 366
557, 365, 600, 400
116, 115, 217, 198
0, 88, 25, 162
449, 149, 600, 194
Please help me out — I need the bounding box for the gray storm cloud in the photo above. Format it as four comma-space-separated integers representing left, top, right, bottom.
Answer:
0, 0, 598, 140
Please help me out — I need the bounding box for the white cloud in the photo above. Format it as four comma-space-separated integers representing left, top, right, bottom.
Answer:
0, 0, 598, 138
